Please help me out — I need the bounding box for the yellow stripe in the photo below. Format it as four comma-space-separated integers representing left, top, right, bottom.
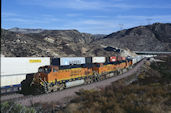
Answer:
48, 73, 93, 83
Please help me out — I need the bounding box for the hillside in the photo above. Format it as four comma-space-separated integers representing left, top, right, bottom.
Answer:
1, 29, 115, 57
97, 23, 171, 51
56, 55, 171, 113
1, 23, 171, 57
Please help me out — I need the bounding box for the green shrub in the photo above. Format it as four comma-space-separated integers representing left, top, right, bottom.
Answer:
1, 101, 36, 113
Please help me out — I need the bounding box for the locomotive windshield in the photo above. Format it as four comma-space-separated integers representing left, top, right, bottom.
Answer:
38, 67, 52, 74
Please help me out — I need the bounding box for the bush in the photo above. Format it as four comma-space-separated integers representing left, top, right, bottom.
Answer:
1, 101, 36, 113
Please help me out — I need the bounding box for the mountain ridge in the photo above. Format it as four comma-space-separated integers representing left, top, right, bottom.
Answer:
97, 23, 171, 51
1, 23, 171, 57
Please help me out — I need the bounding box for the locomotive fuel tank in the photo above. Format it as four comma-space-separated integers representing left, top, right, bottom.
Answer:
65, 80, 85, 88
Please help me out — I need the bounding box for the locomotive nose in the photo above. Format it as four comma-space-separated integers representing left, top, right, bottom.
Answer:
33, 73, 41, 83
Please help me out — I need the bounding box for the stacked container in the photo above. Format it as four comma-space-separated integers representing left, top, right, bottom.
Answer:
1, 57, 50, 92
110, 56, 117, 62
92, 57, 106, 63
117, 56, 122, 61
51, 57, 86, 66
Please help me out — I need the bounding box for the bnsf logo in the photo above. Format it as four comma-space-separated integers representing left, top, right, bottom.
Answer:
29, 59, 42, 63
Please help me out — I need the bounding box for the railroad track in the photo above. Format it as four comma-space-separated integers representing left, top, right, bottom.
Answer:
1, 59, 146, 106
1, 93, 24, 102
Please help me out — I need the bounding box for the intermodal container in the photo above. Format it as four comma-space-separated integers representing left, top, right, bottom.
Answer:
85, 57, 92, 64
1, 57, 50, 76
121, 57, 126, 60
92, 57, 106, 63
1, 57, 50, 88
110, 56, 117, 62
132, 57, 137, 64
106, 57, 110, 63
51, 57, 85, 66
117, 56, 122, 61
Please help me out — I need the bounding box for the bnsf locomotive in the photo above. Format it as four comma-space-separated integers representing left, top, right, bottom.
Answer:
21, 56, 139, 94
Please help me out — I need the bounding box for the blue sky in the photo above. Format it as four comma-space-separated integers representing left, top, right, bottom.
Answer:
2, 0, 171, 34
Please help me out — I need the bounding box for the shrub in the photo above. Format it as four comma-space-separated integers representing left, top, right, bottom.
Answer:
1, 101, 36, 113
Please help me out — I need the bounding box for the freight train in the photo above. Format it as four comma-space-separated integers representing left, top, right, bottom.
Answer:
20, 56, 145, 94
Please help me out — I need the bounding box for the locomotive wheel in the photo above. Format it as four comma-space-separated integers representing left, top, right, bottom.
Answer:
31, 84, 47, 95
100, 75, 105, 80
58, 83, 65, 91
84, 76, 94, 84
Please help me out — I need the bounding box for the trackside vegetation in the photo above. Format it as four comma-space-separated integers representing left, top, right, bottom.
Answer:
1, 55, 170, 113
0, 101, 36, 113
57, 55, 171, 113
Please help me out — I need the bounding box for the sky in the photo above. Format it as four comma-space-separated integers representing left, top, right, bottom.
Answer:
2, 0, 171, 34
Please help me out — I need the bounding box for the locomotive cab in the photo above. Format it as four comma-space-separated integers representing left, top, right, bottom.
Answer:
30, 65, 61, 94
33, 66, 59, 84
38, 65, 59, 73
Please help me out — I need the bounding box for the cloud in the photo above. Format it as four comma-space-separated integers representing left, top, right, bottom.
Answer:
2, 13, 62, 27
66, 13, 83, 17
57, 19, 118, 34
4, 18, 51, 24
2, 12, 18, 17
91, 15, 109, 18
79, 20, 115, 27
110, 4, 171, 9
17, 0, 171, 10
3, 13, 171, 33
111, 15, 171, 30
66, 13, 109, 19
17, 0, 107, 10
116, 15, 171, 22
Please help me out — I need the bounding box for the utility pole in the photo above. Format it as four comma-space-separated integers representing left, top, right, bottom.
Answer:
119, 24, 124, 31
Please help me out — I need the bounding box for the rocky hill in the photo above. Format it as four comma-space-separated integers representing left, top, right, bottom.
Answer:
1, 23, 171, 57
1, 29, 113, 57
97, 23, 171, 51
8, 27, 44, 34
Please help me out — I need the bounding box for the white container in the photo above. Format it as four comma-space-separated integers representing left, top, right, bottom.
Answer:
1, 74, 26, 87
92, 57, 106, 63
0, 57, 50, 88
66, 80, 85, 88
60, 57, 85, 66
132, 58, 137, 65
1, 57, 50, 76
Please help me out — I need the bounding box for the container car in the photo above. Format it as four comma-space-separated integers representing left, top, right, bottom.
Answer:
110, 56, 117, 62
92, 57, 106, 63
0, 57, 50, 93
